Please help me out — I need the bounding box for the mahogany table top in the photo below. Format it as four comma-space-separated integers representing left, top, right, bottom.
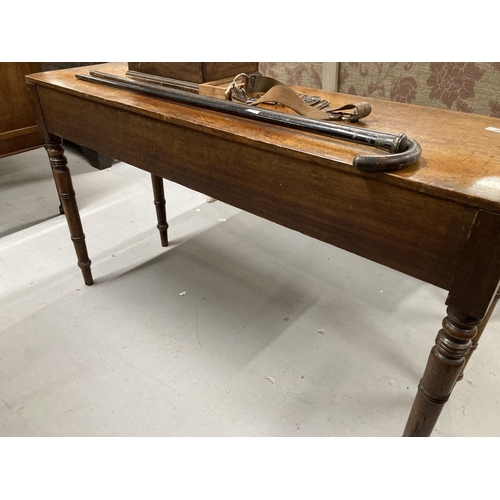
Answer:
27, 62, 500, 213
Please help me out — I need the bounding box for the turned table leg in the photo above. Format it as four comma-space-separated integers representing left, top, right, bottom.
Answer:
403, 307, 481, 437
151, 174, 169, 247
46, 135, 93, 286
404, 209, 500, 436
456, 287, 500, 383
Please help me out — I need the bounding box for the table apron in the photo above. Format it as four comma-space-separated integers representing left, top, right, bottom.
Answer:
38, 86, 477, 290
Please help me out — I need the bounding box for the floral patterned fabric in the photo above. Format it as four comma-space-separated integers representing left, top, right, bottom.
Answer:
338, 62, 500, 118
259, 62, 500, 118
259, 62, 323, 89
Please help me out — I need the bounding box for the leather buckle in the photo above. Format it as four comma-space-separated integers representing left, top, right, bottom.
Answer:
225, 73, 251, 102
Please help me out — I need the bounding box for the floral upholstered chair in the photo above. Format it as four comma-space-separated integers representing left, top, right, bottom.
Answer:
259, 62, 500, 118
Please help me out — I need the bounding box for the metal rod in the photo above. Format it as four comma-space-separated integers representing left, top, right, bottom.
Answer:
75, 71, 421, 172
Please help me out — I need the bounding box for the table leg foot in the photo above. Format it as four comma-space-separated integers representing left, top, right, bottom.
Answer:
78, 258, 94, 286
151, 174, 169, 247
403, 306, 481, 436
46, 135, 93, 286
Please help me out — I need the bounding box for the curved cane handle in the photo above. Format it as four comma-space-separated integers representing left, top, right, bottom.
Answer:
354, 137, 422, 172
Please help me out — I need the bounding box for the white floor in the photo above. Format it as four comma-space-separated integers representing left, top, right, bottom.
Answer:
1, 144, 499, 437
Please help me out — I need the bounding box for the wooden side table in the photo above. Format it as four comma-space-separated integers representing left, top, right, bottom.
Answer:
26, 63, 500, 436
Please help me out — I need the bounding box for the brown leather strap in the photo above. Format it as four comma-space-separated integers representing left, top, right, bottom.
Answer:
249, 85, 371, 122
326, 102, 372, 122
250, 85, 328, 120
232, 73, 371, 122
245, 74, 282, 94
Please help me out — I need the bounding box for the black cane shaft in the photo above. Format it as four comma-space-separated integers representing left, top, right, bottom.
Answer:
79, 72, 403, 151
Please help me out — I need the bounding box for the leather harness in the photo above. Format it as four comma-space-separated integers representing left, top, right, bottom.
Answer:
226, 73, 372, 123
